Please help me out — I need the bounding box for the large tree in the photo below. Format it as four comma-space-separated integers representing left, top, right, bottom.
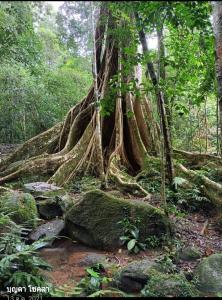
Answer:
0, 3, 159, 194
2, 1, 222, 208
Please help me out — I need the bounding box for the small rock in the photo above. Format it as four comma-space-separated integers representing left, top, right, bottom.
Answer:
177, 246, 201, 262
113, 259, 157, 293
78, 253, 107, 267
24, 182, 64, 198
37, 199, 63, 220
29, 219, 65, 244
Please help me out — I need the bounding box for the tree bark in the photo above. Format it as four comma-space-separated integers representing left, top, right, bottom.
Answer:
212, 1, 222, 153
157, 27, 171, 131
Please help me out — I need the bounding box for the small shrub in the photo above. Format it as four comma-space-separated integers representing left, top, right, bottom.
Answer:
118, 217, 146, 254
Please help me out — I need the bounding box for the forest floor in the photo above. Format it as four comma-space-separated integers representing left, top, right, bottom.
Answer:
1, 144, 222, 295
38, 204, 222, 288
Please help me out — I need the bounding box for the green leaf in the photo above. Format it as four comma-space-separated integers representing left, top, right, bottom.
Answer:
86, 268, 100, 278
130, 228, 139, 239
120, 236, 130, 241
173, 177, 186, 189
127, 239, 136, 251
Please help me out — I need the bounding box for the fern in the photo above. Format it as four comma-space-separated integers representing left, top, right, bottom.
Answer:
0, 214, 52, 294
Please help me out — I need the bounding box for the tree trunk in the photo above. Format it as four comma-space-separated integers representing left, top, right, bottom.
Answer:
135, 12, 174, 187
157, 27, 171, 131
212, 1, 222, 153
0, 6, 159, 194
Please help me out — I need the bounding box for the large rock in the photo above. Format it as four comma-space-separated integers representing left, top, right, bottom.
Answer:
194, 253, 222, 293
65, 189, 172, 250
0, 190, 38, 227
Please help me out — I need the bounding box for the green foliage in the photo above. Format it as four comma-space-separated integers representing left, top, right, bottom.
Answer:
51, 263, 112, 297
118, 217, 146, 254
166, 204, 187, 218
145, 235, 162, 248
0, 218, 52, 294
155, 254, 178, 274
0, 1, 42, 69
0, 1, 92, 143
167, 186, 211, 213
173, 176, 187, 189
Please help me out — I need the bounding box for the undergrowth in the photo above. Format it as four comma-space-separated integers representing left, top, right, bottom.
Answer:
0, 213, 52, 296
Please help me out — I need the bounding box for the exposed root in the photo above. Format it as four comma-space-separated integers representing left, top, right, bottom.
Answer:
0, 154, 66, 184
109, 163, 148, 197
48, 115, 96, 186
173, 149, 222, 166
177, 163, 222, 206
0, 122, 62, 172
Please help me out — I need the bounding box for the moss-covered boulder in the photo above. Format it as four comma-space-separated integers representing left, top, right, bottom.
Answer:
0, 190, 38, 227
113, 259, 157, 293
65, 189, 172, 250
194, 253, 222, 293
141, 271, 199, 297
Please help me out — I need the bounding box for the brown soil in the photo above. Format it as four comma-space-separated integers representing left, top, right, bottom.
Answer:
39, 238, 162, 287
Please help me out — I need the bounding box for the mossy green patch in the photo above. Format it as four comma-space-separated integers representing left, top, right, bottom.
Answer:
0, 191, 38, 228
141, 270, 199, 297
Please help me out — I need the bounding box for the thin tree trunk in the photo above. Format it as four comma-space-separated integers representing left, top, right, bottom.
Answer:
157, 27, 171, 131
217, 95, 220, 155
91, 1, 105, 183
204, 96, 208, 153
212, 1, 222, 155
135, 12, 174, 187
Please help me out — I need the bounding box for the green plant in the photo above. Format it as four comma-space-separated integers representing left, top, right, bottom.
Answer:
173, 177, 187, 189
155, 255, 178, 274
166, 204, 187, 218
167, 186, 211, 213
118, 217, 146, 254
0, 219, 52, 294
51, 263, 113, 297
145, 235, 161, 249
